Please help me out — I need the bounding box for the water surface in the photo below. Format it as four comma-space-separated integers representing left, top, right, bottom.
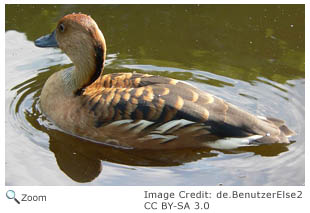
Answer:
5, 4, 304, 185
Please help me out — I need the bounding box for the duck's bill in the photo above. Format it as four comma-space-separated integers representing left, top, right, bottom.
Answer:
34, 30, 58, 48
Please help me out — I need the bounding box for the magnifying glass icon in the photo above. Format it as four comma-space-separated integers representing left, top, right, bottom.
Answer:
6, 190, 20, 204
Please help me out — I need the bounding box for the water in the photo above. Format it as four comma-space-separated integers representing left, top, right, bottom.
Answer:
5, 5, 304, 185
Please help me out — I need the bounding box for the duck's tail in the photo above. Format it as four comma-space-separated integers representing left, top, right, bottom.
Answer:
255, 116, 296, 144
266, 117, 295, 135
205, 115, 295, 150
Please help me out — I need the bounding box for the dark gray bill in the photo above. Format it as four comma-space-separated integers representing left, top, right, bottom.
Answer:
34, 30, 58, 48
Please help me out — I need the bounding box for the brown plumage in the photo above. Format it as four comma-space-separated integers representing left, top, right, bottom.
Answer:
34, 13, 295, 150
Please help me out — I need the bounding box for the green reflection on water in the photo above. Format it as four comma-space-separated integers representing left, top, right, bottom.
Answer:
5, 4, 304, 84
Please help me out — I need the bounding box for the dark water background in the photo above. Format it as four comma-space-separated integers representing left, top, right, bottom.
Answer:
5, 4, 304, 185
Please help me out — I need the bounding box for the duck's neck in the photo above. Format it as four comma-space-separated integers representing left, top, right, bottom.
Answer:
61, 37, 106, 96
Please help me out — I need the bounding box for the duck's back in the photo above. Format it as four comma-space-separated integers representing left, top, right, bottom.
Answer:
44, 72, 293, 149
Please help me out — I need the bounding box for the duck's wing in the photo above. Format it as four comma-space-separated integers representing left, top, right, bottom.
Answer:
82, 73, 294, 145
82, 73, 215, 123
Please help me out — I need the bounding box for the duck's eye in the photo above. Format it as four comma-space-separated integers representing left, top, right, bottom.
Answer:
59, 24, 65, 32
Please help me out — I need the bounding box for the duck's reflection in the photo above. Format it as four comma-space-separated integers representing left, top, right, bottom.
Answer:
48, 129, 216, 182
47, 127, 289, 183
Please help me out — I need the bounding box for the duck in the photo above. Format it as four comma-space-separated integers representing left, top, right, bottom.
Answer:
34, 13, 295, 150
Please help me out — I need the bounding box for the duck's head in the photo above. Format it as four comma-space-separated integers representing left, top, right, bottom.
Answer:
35, 13, 106, 75
35, 13, 107, 94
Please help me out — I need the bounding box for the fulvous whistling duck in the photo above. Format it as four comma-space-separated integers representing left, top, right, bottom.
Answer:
34, 13, 295, 149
